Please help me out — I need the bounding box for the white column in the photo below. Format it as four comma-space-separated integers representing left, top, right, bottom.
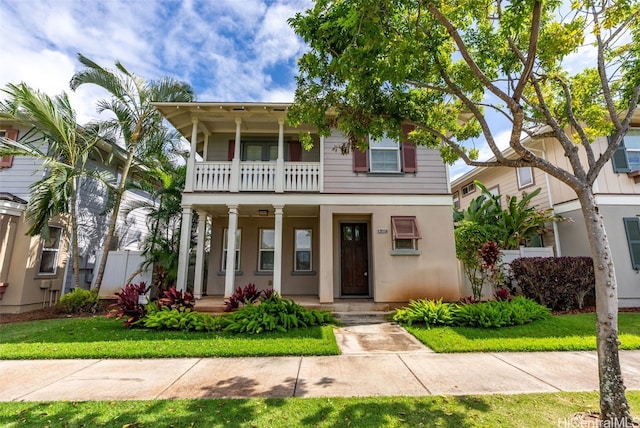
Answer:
275, 119, 285, 193
319, 135, 325, 193
224, 204, 239, 297
193, 211, 207, 299
185, 119, 198, 192
319, 205, 333, 303
176, 206, 193, 292
203, 134, 209, 162
230, 118, 242, 192
273, 204, 284, 295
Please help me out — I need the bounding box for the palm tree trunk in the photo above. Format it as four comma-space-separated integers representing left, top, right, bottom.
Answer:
70, 177, 81, 288
577, 186, 632, 425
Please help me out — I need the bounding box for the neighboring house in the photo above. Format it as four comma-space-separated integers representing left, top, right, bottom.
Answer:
153, 102, 461, 306
0, 120, 153, 313
451, 113, 640, 308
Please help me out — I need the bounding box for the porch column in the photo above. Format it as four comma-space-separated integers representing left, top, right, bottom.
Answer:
185, 119, 198, 192
272, 204, 284, 294
176, 206, 193, 292
319, 205, 333, 303
319, 135, 325, 193
230, 118, 242, 192
224, 204, 239, 297
275, 119, 285, 193
193, 211, 207, 299
0, 215, 18, 283
202, 134, 209, 161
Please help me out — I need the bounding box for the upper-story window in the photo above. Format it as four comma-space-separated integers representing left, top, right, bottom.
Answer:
243, 141, 278, 162
38, 227, 62, 275
517, 167, 534, 189
0, 129, 17, 168
369, 135, 401, 172
461, 182, 475, 196
612, 129, 640, 172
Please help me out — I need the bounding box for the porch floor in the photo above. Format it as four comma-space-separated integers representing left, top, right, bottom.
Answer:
195, 295, 401, 313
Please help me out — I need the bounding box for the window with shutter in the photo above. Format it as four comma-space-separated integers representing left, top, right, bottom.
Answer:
401, 124, 417, 173
289, 140, 302, 162
623, 217, 640, 270
391, 216, 421, 250
352, 146, 368, 172
612, 129, 640, 173
0, 129, 18, 168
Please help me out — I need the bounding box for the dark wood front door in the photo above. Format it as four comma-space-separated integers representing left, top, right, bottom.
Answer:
340, 223, 369, 296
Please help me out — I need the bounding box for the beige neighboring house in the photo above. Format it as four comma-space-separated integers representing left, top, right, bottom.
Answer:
451, 114, 640, 308
153, 102, 461, 306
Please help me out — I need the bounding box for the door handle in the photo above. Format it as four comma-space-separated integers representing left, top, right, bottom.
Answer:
364, 272, 368, 276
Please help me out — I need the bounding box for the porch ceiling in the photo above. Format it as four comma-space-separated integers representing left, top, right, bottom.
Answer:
152, 102, 317, 145
192, 203, 320, 218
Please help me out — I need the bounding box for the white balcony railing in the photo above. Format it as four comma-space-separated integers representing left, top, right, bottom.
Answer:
192, 161, 320, 192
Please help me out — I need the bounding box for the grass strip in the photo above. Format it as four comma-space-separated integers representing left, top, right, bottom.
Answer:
405, 313, 640, 352
1, 392, 639, 427
0, 317, 339, 359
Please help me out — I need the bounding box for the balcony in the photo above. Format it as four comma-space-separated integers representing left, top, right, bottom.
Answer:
192, 161, 321, 192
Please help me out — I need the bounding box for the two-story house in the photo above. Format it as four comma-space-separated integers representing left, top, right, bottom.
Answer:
451, 115, 640, 308
0, 120, 154, 313
153, 102, 461, 307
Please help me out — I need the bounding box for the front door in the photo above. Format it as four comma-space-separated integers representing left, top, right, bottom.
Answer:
340, 223, 369, 296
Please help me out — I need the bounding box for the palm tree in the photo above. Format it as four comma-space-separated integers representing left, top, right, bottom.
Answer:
0, 82, 110, 288
69, 54, 195, 294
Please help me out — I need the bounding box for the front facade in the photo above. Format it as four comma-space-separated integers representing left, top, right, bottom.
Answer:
154, 102, 461, 304
451, 115, 640, 307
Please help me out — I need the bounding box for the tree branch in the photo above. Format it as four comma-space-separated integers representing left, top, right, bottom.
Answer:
511, 0, 543, 101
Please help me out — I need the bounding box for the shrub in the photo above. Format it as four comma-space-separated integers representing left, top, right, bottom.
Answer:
106, 282, 150, 327
454, 297, 551, 328
58, 288, 99, 314
510, 257, 595, 311
158, 287, 195, 312
142, 307, 221, 331
224, 283, 263, 312
392, 299, 456, 327
493, 287, 511, 301
218, 293, 336, 334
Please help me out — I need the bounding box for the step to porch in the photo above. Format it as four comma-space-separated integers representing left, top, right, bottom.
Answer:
333, 311, 392, 325
194, 296, 401, 314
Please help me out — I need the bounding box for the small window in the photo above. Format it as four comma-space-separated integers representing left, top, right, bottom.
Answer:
294, 229, 312, 271
461, 182, 476, 196
625, 129, 640, 170
38, 227, 62, 274
517, 167, 534, 189
391, 216, 421, 250
222, 229, 241, 271
259, 229, 275, 271
452, 191, 460, 209
623, 218, 640, 270
369, 135, 400, 172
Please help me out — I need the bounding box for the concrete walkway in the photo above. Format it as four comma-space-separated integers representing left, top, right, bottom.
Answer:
2, 319, 640, 401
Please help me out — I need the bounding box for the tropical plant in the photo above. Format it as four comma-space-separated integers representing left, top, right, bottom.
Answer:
392, 298, 456, 327
69, 54, 195, 295
58, 288, 99, 314
288, 2, 640, 419
0, 83, 111, 288
106, 282, 150, 327
157, 286, 195, 312
224, 283, 264, 312
454, 222, 501, 300
142, 307, 220, 331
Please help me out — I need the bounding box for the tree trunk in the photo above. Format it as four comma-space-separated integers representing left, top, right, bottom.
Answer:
577, 186, 633, 425
70, 178, 81, 288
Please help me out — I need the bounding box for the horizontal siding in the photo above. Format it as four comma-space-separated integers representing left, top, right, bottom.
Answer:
0, 156, 46, 201
322, 137, 449, 194
205, 133, 320, 162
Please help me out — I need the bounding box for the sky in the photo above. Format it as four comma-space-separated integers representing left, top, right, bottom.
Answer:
0, 0, 599, 179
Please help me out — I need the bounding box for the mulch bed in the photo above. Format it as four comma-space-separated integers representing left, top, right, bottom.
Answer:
0, 305, 108, 324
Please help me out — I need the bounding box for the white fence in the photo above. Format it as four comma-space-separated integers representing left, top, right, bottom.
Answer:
92, 251, 152, 298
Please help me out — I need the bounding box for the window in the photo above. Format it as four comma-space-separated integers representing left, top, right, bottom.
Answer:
259, 229, 275, 271
517, 167, 534, 189
222, 229, 241, 271
613, 129, 640, 172
461, 182, 476, 196
0, 129, 18, 168
243, 141, 278, 161
452, 191, 460, 209
623, 218, 640, 270
369, 135, 401, 172
391, 216, 421, 250
38, 227, 62, 274
294, 229, 312, 271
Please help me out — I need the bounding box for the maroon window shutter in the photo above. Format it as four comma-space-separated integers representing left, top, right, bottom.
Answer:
0, 129, 18, 168
352, 147, 368, 172
401, 124, 417, 173
227, 139, 235, 161
289, 140, 302, 162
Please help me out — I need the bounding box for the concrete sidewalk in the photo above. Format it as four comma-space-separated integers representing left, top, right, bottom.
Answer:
2, 350, 640, 402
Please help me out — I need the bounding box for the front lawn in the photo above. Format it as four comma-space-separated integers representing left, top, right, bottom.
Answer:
405, 313, 640, 352
1, 392, 639, 427
0, 316, 339, 359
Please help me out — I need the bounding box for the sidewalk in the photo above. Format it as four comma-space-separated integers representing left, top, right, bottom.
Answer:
2, 321, 640, 402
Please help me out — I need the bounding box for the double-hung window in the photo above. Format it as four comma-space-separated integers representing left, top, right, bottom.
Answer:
517, 167, 534, 189
294, 229, 312, 271
391, 216, 421, 251
612, 129, 640, 172
259, 229, 275, 271
623, 218, 640, 270
222, 229, 241, 271
38, 227, 62, 274
369, 135, 401, 173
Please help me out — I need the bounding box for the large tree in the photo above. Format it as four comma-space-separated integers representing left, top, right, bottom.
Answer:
69, 54, 195, 295
0, 83, 109, 288
288, 0, 640, 424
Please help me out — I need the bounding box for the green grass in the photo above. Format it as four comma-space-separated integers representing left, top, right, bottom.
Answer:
1, 392, 639, 427
0, 316, 339, 359
405, 313, 640, 352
